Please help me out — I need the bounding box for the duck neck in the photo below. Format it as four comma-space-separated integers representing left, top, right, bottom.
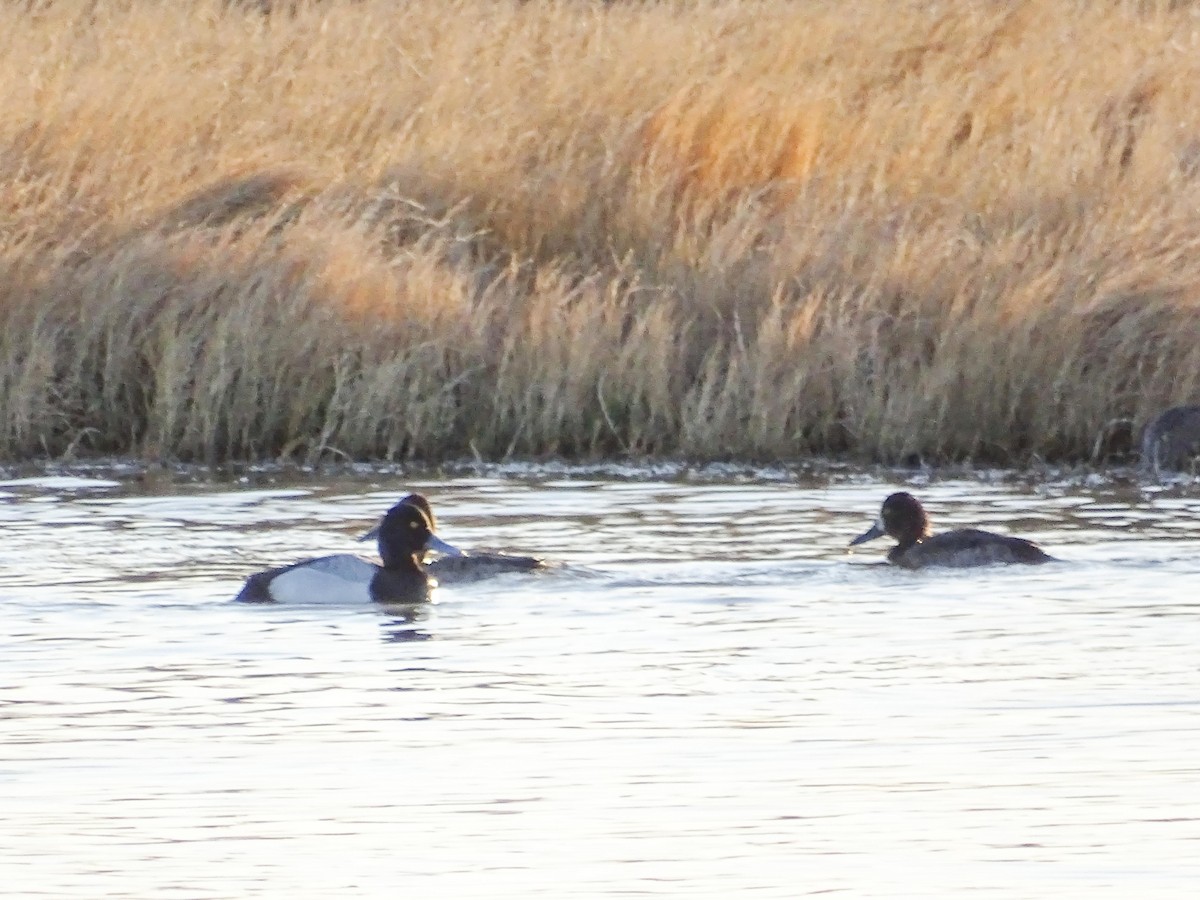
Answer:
380, 549, 423, 572
892, 527, 927, 554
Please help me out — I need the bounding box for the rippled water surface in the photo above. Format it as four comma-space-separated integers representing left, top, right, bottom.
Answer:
3, 470, 1199, 898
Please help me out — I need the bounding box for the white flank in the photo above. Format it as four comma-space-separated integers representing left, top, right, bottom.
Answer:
268, 555, 378, 604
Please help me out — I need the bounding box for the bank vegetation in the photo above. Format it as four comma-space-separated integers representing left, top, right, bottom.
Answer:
2, 0, 1199, 465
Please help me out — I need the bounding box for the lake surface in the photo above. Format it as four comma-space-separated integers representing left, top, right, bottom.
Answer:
2, 467, 1199, 898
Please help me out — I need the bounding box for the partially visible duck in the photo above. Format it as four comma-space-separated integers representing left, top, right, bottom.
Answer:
849, 492, 1054, 569
235, 500, 463, 604
1141, 404, 1200, 481
360, 493, 545, 583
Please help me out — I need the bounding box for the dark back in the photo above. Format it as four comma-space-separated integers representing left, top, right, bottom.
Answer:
893, 528, 1053, 569
427, 551, 545, 584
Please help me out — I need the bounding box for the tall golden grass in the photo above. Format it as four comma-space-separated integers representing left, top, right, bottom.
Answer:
2, 0, 1200, 464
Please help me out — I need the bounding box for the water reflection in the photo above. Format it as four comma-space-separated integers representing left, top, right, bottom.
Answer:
2, 470, 1200, 897
379, 605, 435, 643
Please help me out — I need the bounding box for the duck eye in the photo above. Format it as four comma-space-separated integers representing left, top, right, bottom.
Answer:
409, 521, 419, 529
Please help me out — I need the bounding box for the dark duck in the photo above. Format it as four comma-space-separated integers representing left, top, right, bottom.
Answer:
849, 492, 1055, 569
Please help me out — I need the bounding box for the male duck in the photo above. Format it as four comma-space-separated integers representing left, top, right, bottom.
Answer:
849, 492, 1054, 569
235, 500, 463, 604
360, 493, 545, 583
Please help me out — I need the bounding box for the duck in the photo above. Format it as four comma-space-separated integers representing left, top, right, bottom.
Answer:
360, 493, 546, 583
235, 500, 463, 604
1141, 404, 1200, 480
848, 492, 1054, 569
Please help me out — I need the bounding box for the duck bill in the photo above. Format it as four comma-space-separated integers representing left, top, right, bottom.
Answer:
358, 524, 380, 543
849, 520, 885, 547
424, 532, 464, 557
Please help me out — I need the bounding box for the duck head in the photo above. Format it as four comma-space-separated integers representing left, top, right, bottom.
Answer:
850, 491, 932, 549
360, 501, 463, 568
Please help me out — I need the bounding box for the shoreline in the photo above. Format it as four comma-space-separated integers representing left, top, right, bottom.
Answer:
0, 454, 1171, 494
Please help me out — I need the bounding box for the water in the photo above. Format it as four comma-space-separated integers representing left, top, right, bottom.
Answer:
2, 469, 1199, 898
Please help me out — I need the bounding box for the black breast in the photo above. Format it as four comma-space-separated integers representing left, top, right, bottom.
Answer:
369, 567, 433, 604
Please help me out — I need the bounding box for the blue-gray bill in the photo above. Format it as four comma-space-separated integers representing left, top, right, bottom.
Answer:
424, 532, 464, 557
849, 521, 885, 547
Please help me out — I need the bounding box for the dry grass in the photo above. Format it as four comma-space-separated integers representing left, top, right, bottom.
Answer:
3, 0, 1200, 464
